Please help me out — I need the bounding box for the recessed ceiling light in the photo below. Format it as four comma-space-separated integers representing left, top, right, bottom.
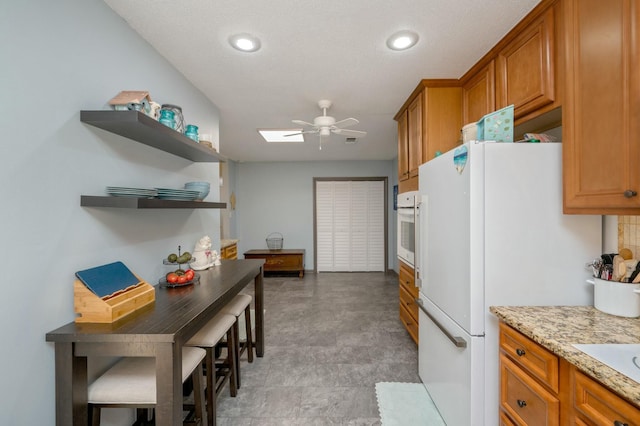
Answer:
258, 129, 304, 143
386, 30, 419, 51
229, 33, 261, 52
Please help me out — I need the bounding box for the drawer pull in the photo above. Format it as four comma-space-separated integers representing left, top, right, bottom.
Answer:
516, 399, 527, 408
624, 190, 637, 198
516, 348, 526, 356
614, 421, 629, 426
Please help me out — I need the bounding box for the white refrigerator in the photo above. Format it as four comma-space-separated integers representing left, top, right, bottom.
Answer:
416, 141, 602, 426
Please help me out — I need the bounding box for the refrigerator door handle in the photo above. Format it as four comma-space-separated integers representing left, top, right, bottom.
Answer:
416, 298, 467, 348
414, 197, 422, 288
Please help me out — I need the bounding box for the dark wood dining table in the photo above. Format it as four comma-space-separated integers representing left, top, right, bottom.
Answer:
46, 259, 265, 426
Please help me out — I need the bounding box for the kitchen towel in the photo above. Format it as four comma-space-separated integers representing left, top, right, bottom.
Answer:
375, 382, 445, 426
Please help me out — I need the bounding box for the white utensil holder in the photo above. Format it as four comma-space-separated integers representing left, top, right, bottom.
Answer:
587, 278, 640, 318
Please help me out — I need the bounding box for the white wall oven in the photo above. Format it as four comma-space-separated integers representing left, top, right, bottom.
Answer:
397, 191, 418, 267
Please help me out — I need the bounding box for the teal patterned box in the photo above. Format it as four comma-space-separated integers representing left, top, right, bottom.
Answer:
477, 105, 514, 142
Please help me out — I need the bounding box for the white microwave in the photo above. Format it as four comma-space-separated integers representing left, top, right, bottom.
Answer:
397, 191, 418, 267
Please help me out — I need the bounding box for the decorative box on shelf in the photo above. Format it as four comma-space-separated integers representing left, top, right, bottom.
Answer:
73, 261, 155, 323
477, 104, 514, 142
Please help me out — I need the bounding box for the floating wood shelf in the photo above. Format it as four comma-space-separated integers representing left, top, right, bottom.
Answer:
80, 110, 225, 162
81, 196, 226, 209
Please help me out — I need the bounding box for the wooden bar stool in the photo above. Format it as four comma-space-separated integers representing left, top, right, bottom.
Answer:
220, 293, 254, 389
186, 312, 237, 426
87, 346, 207, 426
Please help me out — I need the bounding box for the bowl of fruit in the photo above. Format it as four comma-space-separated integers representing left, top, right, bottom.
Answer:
162, 268, 198, 287
160, 246, 199, 287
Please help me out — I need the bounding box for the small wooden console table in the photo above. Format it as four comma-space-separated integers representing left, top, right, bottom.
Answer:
244, 249, 305, 277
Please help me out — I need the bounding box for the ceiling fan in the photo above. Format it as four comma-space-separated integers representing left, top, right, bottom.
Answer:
289, 100, 367, 150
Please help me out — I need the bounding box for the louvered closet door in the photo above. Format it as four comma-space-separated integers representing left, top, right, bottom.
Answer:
315, 180, 384, 272
367, 181, 385, 270
316, 181, 334, 271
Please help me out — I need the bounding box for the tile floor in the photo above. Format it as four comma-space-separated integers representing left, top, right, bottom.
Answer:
216, 271, 420, 425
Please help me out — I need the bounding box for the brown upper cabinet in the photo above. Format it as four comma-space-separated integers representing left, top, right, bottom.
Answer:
395, 91, 422, 190
496, 6, 556, 120
563, 0, 640, 214
422, 84, 463, 161
462, 61, 496, 124
397, 107, 409, 182
407, 93, 423, 179
462, 0, 560, 126
395, 0, 640, 214
395, 81, 462, 193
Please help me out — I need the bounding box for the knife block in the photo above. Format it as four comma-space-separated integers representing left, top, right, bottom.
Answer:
74, 279, 155, 323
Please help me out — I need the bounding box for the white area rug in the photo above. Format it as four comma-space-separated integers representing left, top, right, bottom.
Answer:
375, 382, 446, 426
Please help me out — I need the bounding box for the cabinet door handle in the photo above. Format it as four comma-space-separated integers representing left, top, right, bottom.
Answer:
516, 399, 527, 408
624, 190, 637, 198
516, 348, 526, 356
614, 421, 629, 426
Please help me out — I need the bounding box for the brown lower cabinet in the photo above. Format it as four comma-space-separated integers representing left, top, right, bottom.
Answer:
573, 369, 640, 426
499, 323, 640, 425
398, 260, 418, 344
500, 323, 560, 425
220, 242, 237, 260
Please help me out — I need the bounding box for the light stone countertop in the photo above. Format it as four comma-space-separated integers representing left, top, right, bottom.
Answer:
220, 239, 238, 249
490, 305, 640, 407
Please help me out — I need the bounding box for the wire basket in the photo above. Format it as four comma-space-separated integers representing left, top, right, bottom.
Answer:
266, 232, 283, 250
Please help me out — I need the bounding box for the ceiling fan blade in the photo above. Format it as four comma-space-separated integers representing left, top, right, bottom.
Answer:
333, 128, 367, 137
333, 117, 359, 128
292, 119, 315, 127
284, 130, 317, 137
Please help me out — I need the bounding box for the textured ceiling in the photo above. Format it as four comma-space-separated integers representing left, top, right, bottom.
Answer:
104, 0, 540, 162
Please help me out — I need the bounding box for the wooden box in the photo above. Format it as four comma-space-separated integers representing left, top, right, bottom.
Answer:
74, 279, 155, 323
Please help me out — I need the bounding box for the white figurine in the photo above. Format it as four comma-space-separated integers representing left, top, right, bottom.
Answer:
212, 250, 222, 266
191, 236, 215, 270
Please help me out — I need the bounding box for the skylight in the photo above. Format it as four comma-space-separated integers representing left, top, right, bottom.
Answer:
258, 129, 304, 143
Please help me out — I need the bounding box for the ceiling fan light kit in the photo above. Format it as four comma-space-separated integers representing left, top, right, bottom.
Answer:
386, 30, 419, 51
290, 100, 367, 150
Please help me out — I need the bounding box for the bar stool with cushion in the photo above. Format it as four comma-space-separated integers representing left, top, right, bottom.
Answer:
186, 312, 237, 426
87, 346, 207, 426
220, 293, 253, 389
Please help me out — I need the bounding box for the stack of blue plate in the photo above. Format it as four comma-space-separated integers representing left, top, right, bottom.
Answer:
106, 187, 157, 198
155, 188, 199, 201
184, 181, 210, 201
